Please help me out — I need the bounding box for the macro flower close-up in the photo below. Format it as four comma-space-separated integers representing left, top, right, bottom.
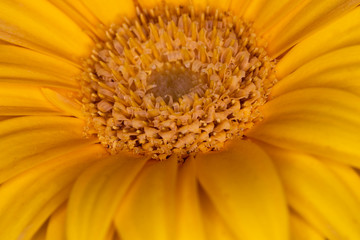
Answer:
1, 0, 360, 239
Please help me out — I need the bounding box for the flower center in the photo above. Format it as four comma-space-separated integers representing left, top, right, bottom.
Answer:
80, 5, 276, 160
148, 66, 205, 102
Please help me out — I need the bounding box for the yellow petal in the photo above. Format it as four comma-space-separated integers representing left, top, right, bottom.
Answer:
0, 0, 92, 61
272, 46, 360, 97
0, 44, 80, 78
277, 7, 360, 78
324, 159, 360, 204
290, 212, 324, 240
104, 226, 117, 240
264, 0, 359, 57
52, 0, 100, 27
137, 0, 162, 9
66, 154, 147, 240
48, 0, 103, 39
0, 116, 12, 121
0, 116, 98, 183
0, 84, 61, 116
0, 144, 106, 240
115, 158, 178, 240
229, 0, 252, 16
41, 88, 83, 119
32, 225, 47, 240
287, 193, 332, 240
46, 205, 67, 240
165, 0, 188, 7
18, 186, 71, 240
248, 88, 360, 168
196, 140, 289, 240
264, 146, 360, 239
244, 0, 306, 31
138, 0, 229, 13
175, 156, 205, 240
192, 0, 211, 11
207, 0, 232, 11
0, 64, 78, 90
80, 0, 136, 26
199, 187, 238, 240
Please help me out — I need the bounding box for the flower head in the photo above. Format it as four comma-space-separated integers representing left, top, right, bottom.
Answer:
0, 1, 360, 240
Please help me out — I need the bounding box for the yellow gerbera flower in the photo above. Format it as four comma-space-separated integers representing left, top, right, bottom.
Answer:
0, 0, 360, 240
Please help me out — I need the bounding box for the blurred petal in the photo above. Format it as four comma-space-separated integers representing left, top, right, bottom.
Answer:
80, 0, 136, 26
115, 158, 178, 240
264, 0, 359, 57
192, 0, 212, 11
41, 88, 83, 119
0, 116, 98, 183
104, 227, 117, 240
244, 0, 305, 30
0, 84, 61, 116
207, 0, 232, 11
290, 212, 324, 240
272, 46, 360, 97
263, 146, 360, 239
139, 0, 208, 11
199, 187, 238, 240
32, 225, 47, 240
0, 44, 80, 78
277, 7, 360, 78
0, 64, 78, 90
175, 157, 205, 240
196, 140, 288, 240
0, 144, 106, 240
324, 159, 360, 204
0, 116, 13, 121
229, 0, 252, 16
18, 186, 71, 240
0, 0, 92, 61
46, 205, 67, 240
137, 0, 162, 9
66, 154, 147, 240
248, 88, 360, 168
48, 0, 103, 39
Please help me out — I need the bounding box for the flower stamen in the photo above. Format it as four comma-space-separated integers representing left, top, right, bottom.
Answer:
81, 5, 276, 160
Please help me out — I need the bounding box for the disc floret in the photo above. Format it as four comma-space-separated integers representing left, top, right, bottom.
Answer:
81, 5, 276, 160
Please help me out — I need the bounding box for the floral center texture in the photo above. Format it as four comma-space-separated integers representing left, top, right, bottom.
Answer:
80, 5, 277, 160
